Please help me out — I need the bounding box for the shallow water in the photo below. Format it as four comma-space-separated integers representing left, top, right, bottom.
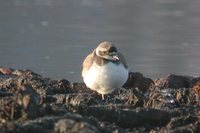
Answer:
0, 0, 200, 82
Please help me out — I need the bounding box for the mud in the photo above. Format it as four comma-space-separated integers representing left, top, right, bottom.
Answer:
0, 67, 200, 133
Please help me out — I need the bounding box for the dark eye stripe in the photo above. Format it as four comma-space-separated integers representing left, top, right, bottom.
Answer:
109, 46, 117, 53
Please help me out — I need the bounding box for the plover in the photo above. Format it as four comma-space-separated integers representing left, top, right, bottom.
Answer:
82, 41, 129, 100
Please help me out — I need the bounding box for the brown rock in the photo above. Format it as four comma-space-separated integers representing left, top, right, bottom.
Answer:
0, 67, 13, 75
173, 88, 196, 105
50, 79, 71, 94
78, 105, 171, 128
17, 84, 41, 119
154, 74, 193, 89
0, 84, 41, 120
54, 118, 100, 133
192, 79, 200, 100
124, 72, 154, 93
1, 67, 200, 132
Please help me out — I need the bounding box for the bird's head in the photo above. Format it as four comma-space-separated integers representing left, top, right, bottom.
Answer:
96, 41, 119, 61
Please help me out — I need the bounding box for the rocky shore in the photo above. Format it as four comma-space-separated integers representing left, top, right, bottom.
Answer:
0, 67, 200, 133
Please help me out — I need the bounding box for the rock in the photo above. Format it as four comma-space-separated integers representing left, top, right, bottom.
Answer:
0, 67, 200, 132
14, 113, 104, 133
0, 88, 13, 97
0, 67, 13, 75
11, 69, 41, 77
166, 106, 200, 133
125, 88, 146, 107
54, 118, 100, 133
144, 88, 177, 109
173, 88, 197, 105
154, 74, 193, 89
192, 78, 200, 94
49, 79, 72, 94
124, 72, 154, 93
0, 84, 41, 121
70, 82, 92, 93
78, 105, 171, 128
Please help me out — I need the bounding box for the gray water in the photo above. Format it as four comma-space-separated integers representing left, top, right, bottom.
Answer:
0, 0, 200, 82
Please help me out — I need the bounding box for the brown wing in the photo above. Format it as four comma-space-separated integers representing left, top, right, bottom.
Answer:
118, 52, 128, 69
82, 51, 94, 77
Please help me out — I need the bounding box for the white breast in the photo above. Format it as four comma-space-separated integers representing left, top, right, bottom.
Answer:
83, 62, 128, 94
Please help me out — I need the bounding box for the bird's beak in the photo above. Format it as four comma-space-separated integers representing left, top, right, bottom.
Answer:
112, 55, 119, 61
110, 52, 119, 61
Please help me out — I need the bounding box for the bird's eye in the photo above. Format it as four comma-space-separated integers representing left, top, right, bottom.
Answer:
102, 51, 107, 54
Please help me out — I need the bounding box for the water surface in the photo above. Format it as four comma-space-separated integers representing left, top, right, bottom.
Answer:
0, 0, 200, 82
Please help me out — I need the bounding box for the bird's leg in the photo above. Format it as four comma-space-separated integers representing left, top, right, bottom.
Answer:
102, 94, 105, 100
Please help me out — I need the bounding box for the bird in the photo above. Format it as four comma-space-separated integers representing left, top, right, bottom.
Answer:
82, 41, 129, 100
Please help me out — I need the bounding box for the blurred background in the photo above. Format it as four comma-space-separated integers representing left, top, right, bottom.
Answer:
0, 0, 200, 82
